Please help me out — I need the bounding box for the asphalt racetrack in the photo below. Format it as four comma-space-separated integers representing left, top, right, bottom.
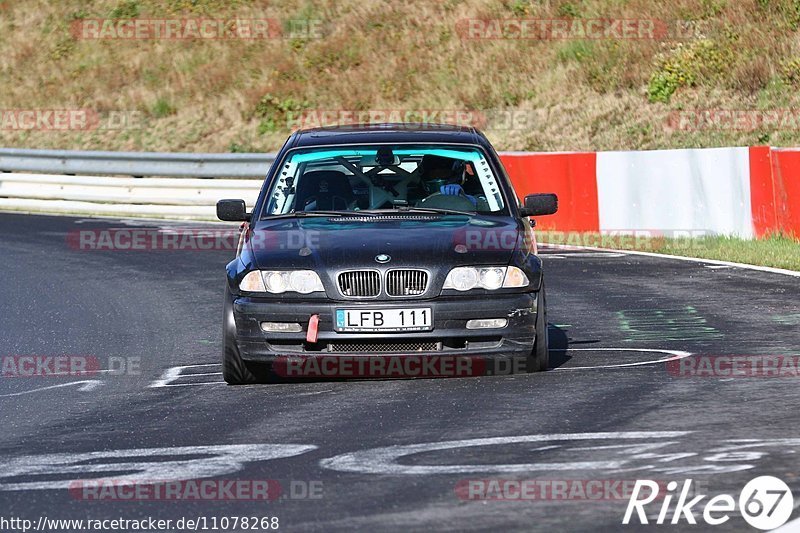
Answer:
1, 213, 799, 532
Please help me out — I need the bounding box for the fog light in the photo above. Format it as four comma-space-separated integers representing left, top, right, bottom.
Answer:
260, 322, 303, 333
466, 318, 508, 330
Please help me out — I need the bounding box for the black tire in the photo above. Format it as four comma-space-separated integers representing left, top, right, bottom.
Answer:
222, 286, 259, 385
526, 282, 549, 373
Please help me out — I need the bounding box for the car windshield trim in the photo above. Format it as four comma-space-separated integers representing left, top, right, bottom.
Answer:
259, 143, 510, 220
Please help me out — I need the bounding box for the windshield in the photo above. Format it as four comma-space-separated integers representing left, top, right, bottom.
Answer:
261, 145, 507, 218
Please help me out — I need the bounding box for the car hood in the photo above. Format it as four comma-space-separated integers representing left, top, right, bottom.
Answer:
246, 215, 519, 270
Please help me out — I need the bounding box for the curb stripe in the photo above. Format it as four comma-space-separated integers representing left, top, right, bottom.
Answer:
748, 146, 778, 238
770, 148, 800, 238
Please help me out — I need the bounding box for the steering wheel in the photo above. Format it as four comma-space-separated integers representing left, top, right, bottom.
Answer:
418, 193, 476, 211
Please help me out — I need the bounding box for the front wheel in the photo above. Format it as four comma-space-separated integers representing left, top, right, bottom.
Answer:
526, 282, 549, 373
222, 286, 259, 385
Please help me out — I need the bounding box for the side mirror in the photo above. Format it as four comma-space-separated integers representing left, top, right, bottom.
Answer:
216, 199, 250, 221
519, 193, 558, 217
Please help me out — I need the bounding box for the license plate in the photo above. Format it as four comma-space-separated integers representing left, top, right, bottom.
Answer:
335, 308, 433, 332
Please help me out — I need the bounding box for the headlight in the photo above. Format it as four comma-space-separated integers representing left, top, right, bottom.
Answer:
264, 271, 290, 293
479, 267, 506, 290
239, 270, 324, 294
443, 267, 480, 291
240, 271, 267, 292
288, 270, 324, 294
443, 266, 529, 291
502, 266, 529, 288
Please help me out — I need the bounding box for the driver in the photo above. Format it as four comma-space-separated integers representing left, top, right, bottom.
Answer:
417, 155, 478, 207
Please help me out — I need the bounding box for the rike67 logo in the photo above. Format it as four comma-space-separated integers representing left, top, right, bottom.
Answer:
623, 476, 794, 530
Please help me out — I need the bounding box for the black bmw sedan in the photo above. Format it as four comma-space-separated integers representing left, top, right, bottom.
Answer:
217, 123, 558, 384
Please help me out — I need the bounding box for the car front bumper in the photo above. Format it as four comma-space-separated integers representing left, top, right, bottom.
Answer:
232, 292, 539, 363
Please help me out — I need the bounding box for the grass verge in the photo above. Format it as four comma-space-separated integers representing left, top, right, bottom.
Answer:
4, 1, 800, 152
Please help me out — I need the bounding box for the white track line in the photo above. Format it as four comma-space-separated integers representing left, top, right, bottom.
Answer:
150, 349, 690, 389
149, 364, 219, 388
539, 244, 800, 278
0, 380, 103, 397
158, 381, 226, 387
548, 348, 692, 371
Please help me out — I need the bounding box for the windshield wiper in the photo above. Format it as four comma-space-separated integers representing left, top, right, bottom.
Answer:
264, 210, 361, 219
266, 207, 474, 219
388, 206, 475, 216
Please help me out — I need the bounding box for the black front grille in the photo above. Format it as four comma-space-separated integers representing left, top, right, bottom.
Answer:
338, 270, 381, 297
386, 269, 428, 296
329, 341, 441, 353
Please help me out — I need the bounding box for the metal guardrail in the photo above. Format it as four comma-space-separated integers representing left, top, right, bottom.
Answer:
0, 148, 276, 178
0, 172, 263, 220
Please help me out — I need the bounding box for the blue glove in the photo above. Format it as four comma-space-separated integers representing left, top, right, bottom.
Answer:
440, 184, 463, 196
440, 184, 478, 207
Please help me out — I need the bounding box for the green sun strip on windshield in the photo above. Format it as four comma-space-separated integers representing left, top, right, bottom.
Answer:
289, 148, 483, 164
